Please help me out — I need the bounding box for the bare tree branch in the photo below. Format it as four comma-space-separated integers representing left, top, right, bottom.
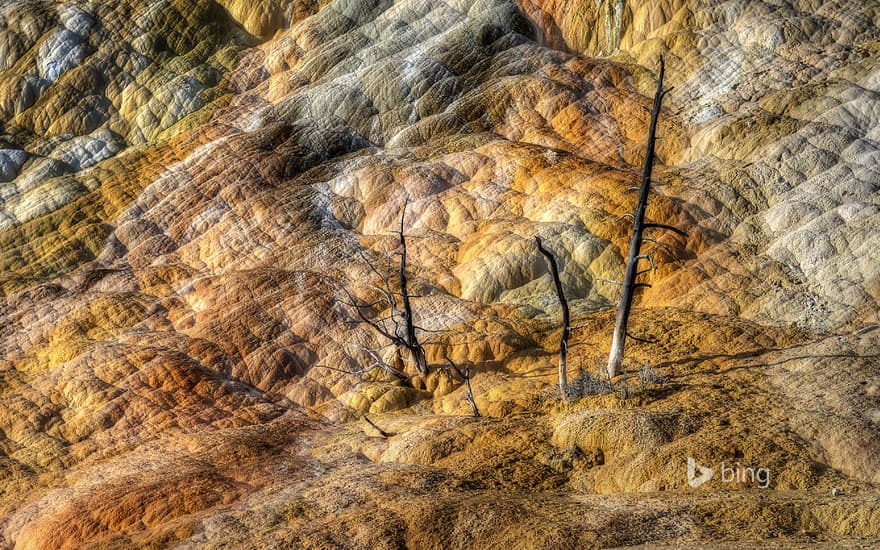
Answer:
642, 236, 675, 255
446, 358, 480, 417
364, 415, 392, 437
357, 345, 410, 381
312, 364, 377, 376
359, 249, 388, 282
636, 254, 657, 274
626, 332, 657, 343
341, 286, 404, 345
413, 325, 444, 333
644, 222, 688, 238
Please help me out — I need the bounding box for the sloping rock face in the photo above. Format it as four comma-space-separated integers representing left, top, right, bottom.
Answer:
0, 0, 878, 548
526, 0, 880, 331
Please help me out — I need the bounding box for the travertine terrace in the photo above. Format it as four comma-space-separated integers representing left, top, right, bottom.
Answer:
0, 0, 878, 547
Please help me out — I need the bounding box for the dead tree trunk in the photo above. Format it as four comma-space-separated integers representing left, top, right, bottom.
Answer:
606, 56, 685, 379
337, 198, 430, 383
398, 200, 428, 377
536, 236, 571, 402
462, 364, 480, 416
